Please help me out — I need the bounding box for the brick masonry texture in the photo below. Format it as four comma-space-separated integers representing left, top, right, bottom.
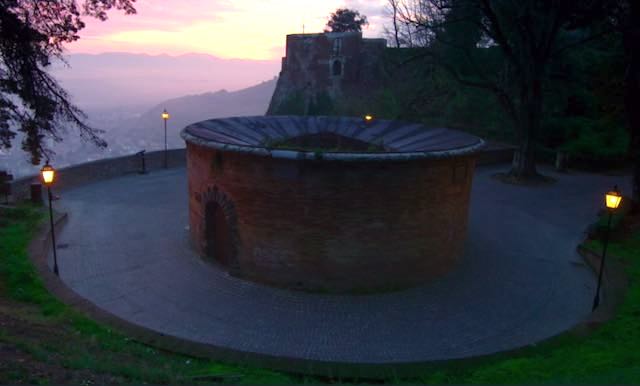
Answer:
267, 32, 386, 115
187, 141, 478, 292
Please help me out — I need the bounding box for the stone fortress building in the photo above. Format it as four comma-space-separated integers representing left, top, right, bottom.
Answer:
267, 31, 387, 115
178, 30, 485, 293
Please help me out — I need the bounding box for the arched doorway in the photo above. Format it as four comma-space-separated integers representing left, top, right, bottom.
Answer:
332, 59, 343, 76
204, 200, 232, 266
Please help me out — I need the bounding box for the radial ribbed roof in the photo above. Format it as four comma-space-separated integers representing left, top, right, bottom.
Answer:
181, 116, 484, 161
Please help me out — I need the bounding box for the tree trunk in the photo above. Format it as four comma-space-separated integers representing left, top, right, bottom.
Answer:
625, 2, 640, 211
633, 151, 640, 211
390, 0, 401, 48
510, 133, 539, 178
509, 75, 542, 180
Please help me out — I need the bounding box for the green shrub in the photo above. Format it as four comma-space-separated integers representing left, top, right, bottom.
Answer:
559, 118, 629, 159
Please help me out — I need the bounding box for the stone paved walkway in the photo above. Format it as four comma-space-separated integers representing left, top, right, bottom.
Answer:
50, 165, 631, 364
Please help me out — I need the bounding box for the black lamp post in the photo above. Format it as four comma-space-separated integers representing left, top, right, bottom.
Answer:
592, 185, 623, 311
41, 162, 59, 276
162, 109, 170, 169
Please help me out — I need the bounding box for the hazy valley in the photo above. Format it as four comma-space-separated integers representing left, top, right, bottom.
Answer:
0, 53, 280, 177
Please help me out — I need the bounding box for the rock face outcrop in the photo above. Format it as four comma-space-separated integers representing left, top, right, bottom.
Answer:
267, 32, 387, 116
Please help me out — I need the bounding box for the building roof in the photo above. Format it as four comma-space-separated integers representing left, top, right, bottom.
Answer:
181, 115, 484, 161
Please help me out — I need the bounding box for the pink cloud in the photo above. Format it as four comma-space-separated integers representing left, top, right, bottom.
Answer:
68, 0, 389, 58
78, 0, 236, 34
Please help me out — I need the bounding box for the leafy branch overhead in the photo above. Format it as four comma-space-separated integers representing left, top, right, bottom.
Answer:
0, 0, 136, 164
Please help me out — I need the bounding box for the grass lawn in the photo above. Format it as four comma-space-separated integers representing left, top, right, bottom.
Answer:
410, 214, 640, 384
0, 205, 299, 384
1, 204, 639, 384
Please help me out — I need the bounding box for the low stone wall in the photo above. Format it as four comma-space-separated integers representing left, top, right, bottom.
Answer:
9, 149, 186, 202
7, 141, 513, 205
7, 142, 512, 205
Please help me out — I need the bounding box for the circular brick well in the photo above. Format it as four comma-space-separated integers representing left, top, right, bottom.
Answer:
181, 116, 484, 292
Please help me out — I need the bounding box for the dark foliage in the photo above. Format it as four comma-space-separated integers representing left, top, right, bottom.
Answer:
390, 0, 622, 180
0, 0, 136, 164
620, 1, 640, 209
325, 8, 368, 33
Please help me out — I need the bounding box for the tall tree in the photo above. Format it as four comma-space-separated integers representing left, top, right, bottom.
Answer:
392, 0, 616, 181
387, 0, 401, 47
0, 0, 136, 164
325, 8, 368, 33
622, 1, 640, 210
384, 0, 429, 47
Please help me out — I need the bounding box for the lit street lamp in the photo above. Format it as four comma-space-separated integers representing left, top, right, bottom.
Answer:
162, 109, 170, 169
592, 185, 623, 311
41, 162, 59, 276
364, 114, 374, 124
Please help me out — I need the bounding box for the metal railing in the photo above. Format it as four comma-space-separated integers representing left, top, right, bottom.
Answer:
137, 150, 147, 174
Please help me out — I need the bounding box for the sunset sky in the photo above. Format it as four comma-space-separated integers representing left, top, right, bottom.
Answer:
69, 0, 389, 60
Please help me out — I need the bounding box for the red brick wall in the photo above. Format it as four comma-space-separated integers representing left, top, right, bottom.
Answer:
187, 142, 477, 292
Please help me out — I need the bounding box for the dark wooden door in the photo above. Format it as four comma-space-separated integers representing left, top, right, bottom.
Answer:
205, 201, 231, 266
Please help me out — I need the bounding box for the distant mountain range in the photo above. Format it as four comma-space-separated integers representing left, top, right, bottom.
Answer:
2, 63, 279, 177
51, 52, 281, 110
128, 78, 278, 144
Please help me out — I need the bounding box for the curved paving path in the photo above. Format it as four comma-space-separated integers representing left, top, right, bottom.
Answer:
50, 165, 630, 364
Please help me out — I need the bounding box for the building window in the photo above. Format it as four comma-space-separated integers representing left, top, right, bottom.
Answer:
332, 59, 343, 76
333, 38, 342, 55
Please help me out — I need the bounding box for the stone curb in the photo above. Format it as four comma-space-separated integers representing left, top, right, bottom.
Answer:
575, 244, 629, 325
26, 211, 415, 379
24, 209, 629, 380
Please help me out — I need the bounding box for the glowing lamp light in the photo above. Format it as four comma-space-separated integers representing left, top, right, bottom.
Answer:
364, 114, 374, 123
605, 186, 622, 210
593, 184, 623, 311
40, 161, 59, 275
40, 163, 56, 186
162, 109, 170, 120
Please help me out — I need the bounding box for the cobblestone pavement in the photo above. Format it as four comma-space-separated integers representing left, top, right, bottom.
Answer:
50, 165, 631, 363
